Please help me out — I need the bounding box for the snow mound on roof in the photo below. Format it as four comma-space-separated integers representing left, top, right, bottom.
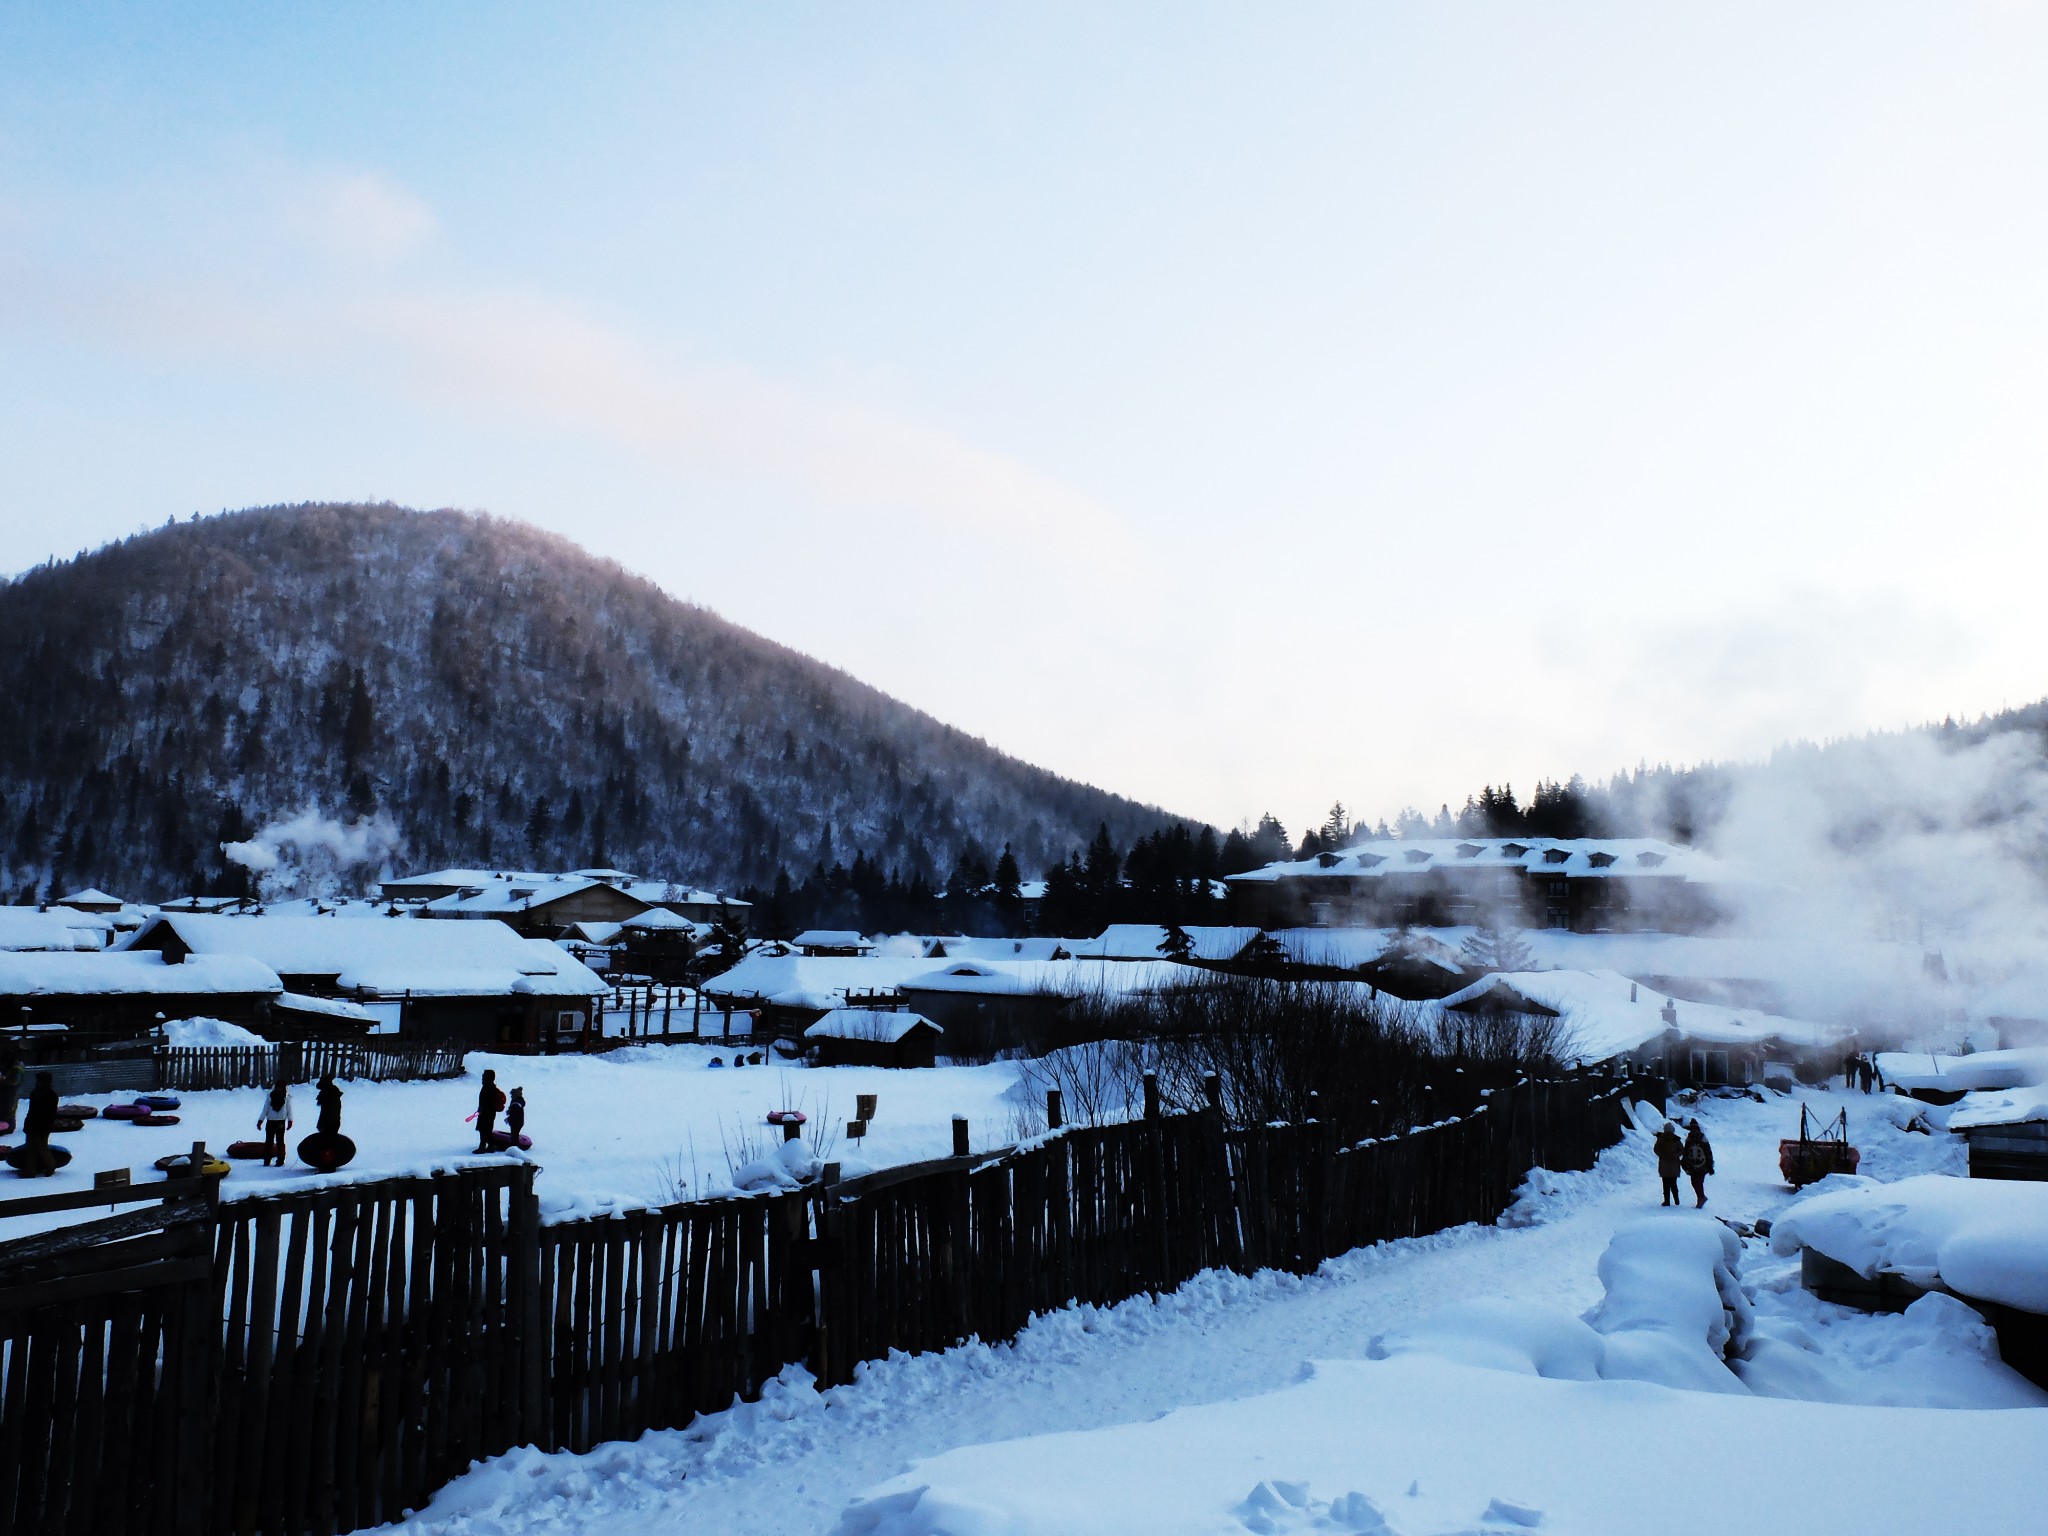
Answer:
1770, 1174, 2048, 1314
164, 1016, 268, 1048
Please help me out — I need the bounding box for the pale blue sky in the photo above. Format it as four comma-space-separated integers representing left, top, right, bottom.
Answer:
4, 4, 2045, 832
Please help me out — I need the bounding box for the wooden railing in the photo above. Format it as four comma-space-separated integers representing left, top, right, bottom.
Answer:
155, 1041, 468, 1092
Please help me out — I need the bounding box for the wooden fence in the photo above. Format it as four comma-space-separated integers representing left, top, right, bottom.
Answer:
157, 1042, 468, 1093
0, 1072, 1651, 1535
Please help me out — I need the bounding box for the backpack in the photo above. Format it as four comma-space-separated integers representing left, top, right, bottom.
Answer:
1683, 1139, 1710, 1173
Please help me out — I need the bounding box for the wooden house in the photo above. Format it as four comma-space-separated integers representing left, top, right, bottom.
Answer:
803, 1008, 943, 1068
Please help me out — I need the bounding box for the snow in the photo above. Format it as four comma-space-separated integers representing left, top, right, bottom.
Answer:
1064, 925, 1261, 962
805, 1009, 941, 1044
379, 1085, 2044, 1536
0, 905, 115, 952
163, 1015, 269, 1048
1875, 1046, 2048, 1093
0, 1044, 1031, 1232
1228, 835, 1727, 885
1770, 1173, 2048, 1313
1440, 968, 1847, 1064
795, 930, 876, 950
1949, 1081, 2048, 1129
275, 990, 379, 1023
0, 948, 282, 997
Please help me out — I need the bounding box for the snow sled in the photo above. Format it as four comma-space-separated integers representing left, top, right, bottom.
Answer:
57, 1104, 99, 1120
4, 1143, 73, 1173
101, 1103, 150, 1121
130, 1113, 181, 1128
483, 1129, 533, 1151
135, 1094, 181, 1112
155, 1151, 230, 1179
297, 1132, 357, 1172
50, 1117, 86, 1134
225, 1140, 271, 1160
1779, 1106, 1860, 1187
766, 1109, 807, 1127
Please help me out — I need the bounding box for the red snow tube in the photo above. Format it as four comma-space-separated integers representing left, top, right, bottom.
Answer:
56, 1104, 99, 1120
50, 1117, 85, 1134
766, 1109, 807, 1126
226, 1140, 271, 1160
101, 1104, 150, 1121
130, 1113, 181, 1127
297, 1132, 357, 1172
483, 1129, 533, 1151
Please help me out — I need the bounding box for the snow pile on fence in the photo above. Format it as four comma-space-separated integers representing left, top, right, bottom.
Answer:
1770, 1174, 2048, 1314
163, 1015, 269, 1049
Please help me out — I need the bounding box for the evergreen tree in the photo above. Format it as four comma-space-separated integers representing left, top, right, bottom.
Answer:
993, 843, 1022, 902
1158, 923, 1195, 962
1459, 920, 1534, 973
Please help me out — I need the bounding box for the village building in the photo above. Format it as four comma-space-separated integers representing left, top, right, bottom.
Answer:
52, 887, 125, 916
124, 913, 606, 1051
1066, 925, 1263, 963
385, 867, 750, 936
792, 930, 876, 957
1226, 837, 1732, 934
802, 1007, 944, 1068
0, 906, 116, 953
0, 948, 284, 1049
1438, 968, 1849, 1087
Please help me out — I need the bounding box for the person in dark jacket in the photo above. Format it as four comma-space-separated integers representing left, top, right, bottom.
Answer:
1654, 1121, 1684, 1207
0, 1046, 21, 1134
475, 1069, 505, 1152
21, 1071, 59, 1176
1683, 1120, 1715, 1207
315, 1075, 344, 1137
505, 1087, 526, 1143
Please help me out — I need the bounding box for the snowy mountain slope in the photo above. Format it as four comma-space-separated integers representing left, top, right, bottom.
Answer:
0, 503, 1184, 898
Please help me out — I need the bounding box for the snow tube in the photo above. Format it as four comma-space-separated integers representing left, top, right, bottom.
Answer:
134, 1094, 181, 1112
50, 1117, 85, 1134
4, 1143, 73, 1173
225, 1140, 271, 1160
296, 1132, 356, 1172
766, 1109, 807, 1127
130, 1113, 181, 1127
483, 1129, 532, 1152
154, 1151, 230, 1179
56, 1104, 99, 1120
101, 1104, 150, 1121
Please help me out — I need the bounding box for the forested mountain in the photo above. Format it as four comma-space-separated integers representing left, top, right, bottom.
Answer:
0, 503, 1192, 902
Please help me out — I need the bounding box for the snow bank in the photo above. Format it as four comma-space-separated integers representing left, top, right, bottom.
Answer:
163, 1015, 268, 1048
1771, 1174, 2048, 1313
833, 1354, 2048, 1536
1876, 1046, 2048, 1094
1949, 1081, 2048, 1130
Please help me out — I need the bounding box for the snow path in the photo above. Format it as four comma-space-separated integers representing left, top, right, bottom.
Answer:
387, 1089, 1968, 1535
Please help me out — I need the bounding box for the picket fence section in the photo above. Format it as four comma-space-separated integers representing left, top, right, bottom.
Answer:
157, 1042, 468, 1093
0, 1072, 1650, 1536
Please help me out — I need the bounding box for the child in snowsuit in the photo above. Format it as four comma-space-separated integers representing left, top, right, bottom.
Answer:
475, 1069, 506, 1153
258, 1081, 294, 1167
1683, 1121, 1715, 1207
315, 1075, 343, 1137
1654, 1122, 1684, 1207
506, 1087, 526, 1144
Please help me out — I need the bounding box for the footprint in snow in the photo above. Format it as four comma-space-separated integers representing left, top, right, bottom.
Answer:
1233, 1478, 1390, 1533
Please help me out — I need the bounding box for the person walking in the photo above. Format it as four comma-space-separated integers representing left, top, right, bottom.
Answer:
20, 1071, 59, 1177
505, 1086, 526, 1145
1683, 1120, 1715, 1207
474, 1068, 506, 1152
0, 1045, 22, 1134
1858, 1056, 1874, 1094
257, 1080, 294, 1167
1654, 1121, 1684, 1207
315, 1074, 343, 1137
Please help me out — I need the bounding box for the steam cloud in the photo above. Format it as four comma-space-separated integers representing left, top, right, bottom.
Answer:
222, 808, 404, 903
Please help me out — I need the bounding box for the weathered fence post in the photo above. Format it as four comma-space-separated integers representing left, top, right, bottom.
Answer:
952, 1116, 970, 1158
1045, 1089, 1063, 1131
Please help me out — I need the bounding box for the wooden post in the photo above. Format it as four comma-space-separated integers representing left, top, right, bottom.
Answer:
782, 1119, 802, 1143
1143, 1071, 1160, 1121
856, 1092, 878, 1123
1203, 1073, 1222, 1114
1045, 1089, 1063, 1131
952, 1117, 969, 1158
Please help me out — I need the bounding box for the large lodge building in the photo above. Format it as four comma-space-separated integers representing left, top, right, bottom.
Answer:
1226, 836, 1731, 934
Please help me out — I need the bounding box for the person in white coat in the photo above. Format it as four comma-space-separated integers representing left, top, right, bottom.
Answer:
257, 1080, 294, 1167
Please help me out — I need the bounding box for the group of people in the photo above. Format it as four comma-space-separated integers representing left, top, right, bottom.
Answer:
1653, 1118, 1715, 1208
255, 1073, 345, 1166
1842, 1052, 1886, 1094
473, 1069, 527, 1152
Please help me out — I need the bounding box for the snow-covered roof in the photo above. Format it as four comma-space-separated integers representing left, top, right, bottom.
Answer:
274, 991, 378, 1023
1439, 969, 1848, 1063
622, 907, 698, 932
794, 929, 874, 950
124, 914, 606, 1000
911, 935, 1073, 962
901, 958, 1190, 998
55, 888, 124, 909
1874, 1048, 2048, 1095
1770, 1174, 2048, 1314
803, 1008, 942, 1043
1227, 837, 1728, 885
1067, 925, 1262, 962
1950, 1082, 2048, 1131
1245, 926, 1468, 975
701, 953, 951, 1012
0, 907, 113, 952
0, 949, 283, 999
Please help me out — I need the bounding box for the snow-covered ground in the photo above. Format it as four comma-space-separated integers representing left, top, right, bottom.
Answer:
2, 1045, 1032, 1234
376, 1086, 2047, 1536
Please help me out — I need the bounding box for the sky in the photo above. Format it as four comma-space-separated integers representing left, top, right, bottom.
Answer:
2, 3, 2046, 838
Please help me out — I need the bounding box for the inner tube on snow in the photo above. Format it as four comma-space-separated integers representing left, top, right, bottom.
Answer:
130, 1113, 181, 1127
766, 1109, 807, 1126
101, 1104, 149, 1121
50, 1117, 85, 1133
483, 1129, 533, 1151
3, 1143, 74, 1173
134, 1094, 181, 1111
56, 1104, 99, 1119
154, 1152, 230, 1178
296, 1132, 357, 1172
225, 1140, 271, 1160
